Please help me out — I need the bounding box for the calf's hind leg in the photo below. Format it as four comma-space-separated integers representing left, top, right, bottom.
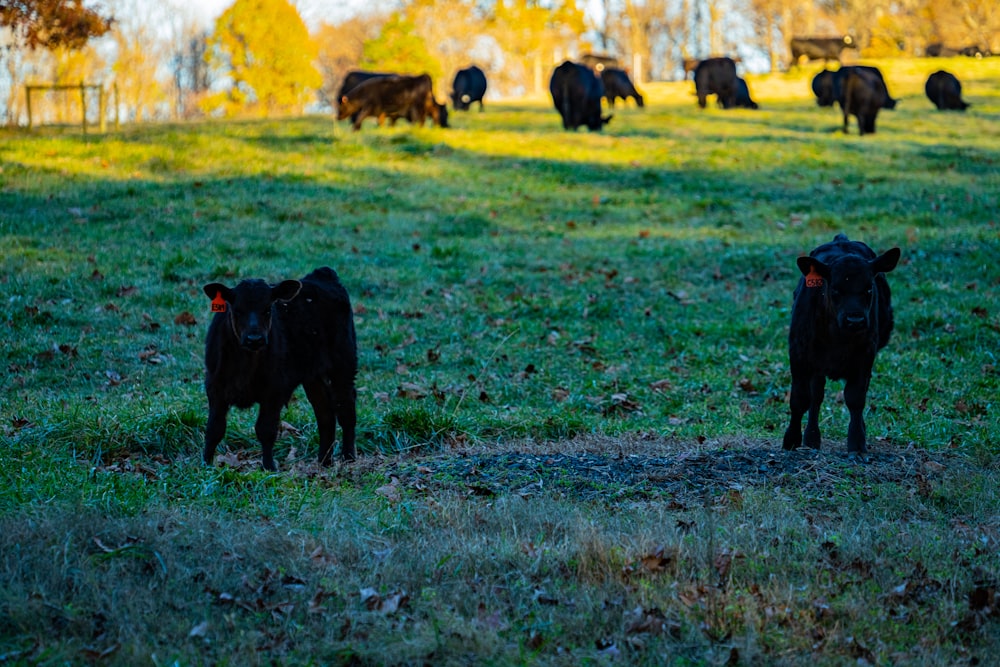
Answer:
335, 383, 357, 462
303, 380, 338, 466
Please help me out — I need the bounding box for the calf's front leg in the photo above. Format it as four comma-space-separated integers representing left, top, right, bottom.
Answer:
844, 373, 871, 454
783, 372, 809, 450
255, 403, 283, 472
803, 374, 826, 449
204, 401, 229, 466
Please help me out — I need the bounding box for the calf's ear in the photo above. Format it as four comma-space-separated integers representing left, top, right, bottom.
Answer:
872, 247, 901, 274
204, 283, 232, 303
271, 280, 302, 303
797, 257, 830, 279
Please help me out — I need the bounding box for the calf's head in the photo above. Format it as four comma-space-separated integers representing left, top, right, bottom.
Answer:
203, 279, 302, 351
797, 247, 900, 332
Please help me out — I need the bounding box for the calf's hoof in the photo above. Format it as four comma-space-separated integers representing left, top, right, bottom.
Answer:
781, 429, 800, 451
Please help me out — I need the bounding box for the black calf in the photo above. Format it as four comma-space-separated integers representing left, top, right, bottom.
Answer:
783, 235, 901, 456
203, 267, 357, 471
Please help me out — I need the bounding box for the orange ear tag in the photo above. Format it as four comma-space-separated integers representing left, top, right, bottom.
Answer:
805, 266, 824, 288
211, 291, 227, 312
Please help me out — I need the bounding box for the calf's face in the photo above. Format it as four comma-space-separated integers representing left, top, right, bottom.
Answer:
797, 248, 900, 332
203, 279, 302, 351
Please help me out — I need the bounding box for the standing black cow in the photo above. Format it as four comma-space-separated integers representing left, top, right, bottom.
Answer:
719, 76, 758, 109
842, 68, 889, 135
549, 61, 612, 132
600, 68, 644, 108
812, 66, 898, 111
693, 57, 738, 109
925, 70, 970, 111
783, 234, 901, 457
790, 36, 857, 66
451, 65, 487, 112
338, 74, 448, 130
203, 267, 358, 471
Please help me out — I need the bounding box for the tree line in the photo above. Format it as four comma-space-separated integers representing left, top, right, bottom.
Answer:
1, 0, 996, 126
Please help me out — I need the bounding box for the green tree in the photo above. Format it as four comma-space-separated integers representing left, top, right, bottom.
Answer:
204, 0, 321, 117
360, 12, 442, 83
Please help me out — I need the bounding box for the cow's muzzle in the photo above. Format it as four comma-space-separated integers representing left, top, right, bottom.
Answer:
841, 313, 868, 331
241, 332, 268, 351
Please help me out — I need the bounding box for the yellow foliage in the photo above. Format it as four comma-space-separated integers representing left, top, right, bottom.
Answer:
205, 0, 321, 117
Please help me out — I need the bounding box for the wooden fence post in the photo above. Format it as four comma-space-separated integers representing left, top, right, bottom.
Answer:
26, 85, 34, 129
80, 81, 88, 134
98, 85, 106, 133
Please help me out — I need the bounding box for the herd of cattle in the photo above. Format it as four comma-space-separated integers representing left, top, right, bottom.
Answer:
336, 44, 974, 137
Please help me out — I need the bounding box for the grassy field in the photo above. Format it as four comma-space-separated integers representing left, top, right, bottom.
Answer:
1, 57, 999, 664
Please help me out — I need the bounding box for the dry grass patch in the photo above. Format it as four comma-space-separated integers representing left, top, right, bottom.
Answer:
2, 437, 997, 665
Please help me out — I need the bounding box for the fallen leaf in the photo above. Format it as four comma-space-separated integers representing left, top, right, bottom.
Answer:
174, 311, 197, 326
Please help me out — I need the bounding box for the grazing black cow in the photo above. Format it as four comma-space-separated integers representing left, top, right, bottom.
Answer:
812, 66, 898, 111
693, 57, 738, 109
203, 267, 358, 471
720, 76, 758, 109
925, 70, 970, 110
337, 74, 448, 130
600, 68, 644, 108
790, 36, 857, 66
958, 45, 987, 58
841, 67, 888, 135
783, 235, 901, 457
451, 65, 487, 112
549, 60, 612, 131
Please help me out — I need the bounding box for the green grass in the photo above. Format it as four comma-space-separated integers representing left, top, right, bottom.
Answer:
1, 57, 999, 664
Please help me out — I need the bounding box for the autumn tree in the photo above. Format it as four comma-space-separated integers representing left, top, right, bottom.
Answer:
204, 0, 321, 117
105, 0, 169, 121
0, 1, 112, 124
167, 29, 211, 119
488, 0, 589, 94
313, 15, 384, 110
924, 0, 1000, 53
402, 0, 482, 94
1, 0, 113, 51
